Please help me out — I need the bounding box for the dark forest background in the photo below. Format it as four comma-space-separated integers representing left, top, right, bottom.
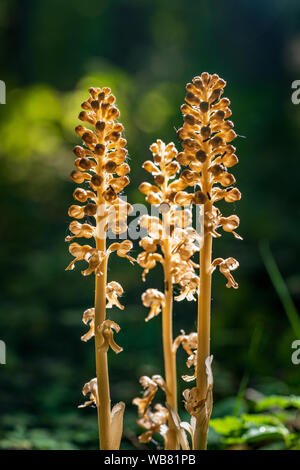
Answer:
0, 0, 300, 449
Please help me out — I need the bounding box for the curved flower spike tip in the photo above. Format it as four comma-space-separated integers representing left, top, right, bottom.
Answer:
141, 288, 165, 322
98, 319, 123, 354
178, 72, 242, 242
66, 86, 131, 271
79, 377, 99, 408
211, 257, 239, 288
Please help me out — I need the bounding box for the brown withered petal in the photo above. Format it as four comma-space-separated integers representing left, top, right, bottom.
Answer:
142, 289, 165, 322
106, 281, 124, 310
133, 374, 167, 417
175, 272, 199, 302
182, 351, 197, 382
224, 187, 241, 203
139, 236, 158, 253
174, 191, 194, 206
84, 203, 97, 216
78, 378, 98, 408
108, 240, 135, 264
146, 192, 162, 205
65, 220, 94, 241
68, 205, 85, 219
142, 160, 161, 175
139, 182, 160, 196
81, 308, 95, 342
173, 331, 198, 355
73, 187, 96, 203
65, 243, 94, 271
211, 257, 239, 288
216, 171, 236, 187
136, 404, 169, 444
138, 252, 164, 281
182, 387, 203, 415
81, 250, 106, 277
219, 214, 243, 240
98, 319, 123, 354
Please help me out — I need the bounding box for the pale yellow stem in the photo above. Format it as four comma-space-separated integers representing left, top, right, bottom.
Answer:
94, 107, 111, 450
194, 90, 213, 450
162, 237, 178, 450
194, 216, 212, 450
161, 156, 178, 450
94, 237, 111, 449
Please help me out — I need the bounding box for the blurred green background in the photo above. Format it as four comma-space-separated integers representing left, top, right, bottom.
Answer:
0, 0, 300, 450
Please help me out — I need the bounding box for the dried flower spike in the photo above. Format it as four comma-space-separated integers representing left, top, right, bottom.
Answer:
178, 73, 242, 449
66, 87, 133, 450
134, 139, 201, 449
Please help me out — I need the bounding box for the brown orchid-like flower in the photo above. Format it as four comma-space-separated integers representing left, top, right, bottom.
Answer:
173, 331, 198, 382
205, 207, 242, 240
98, 319, 123, 354
137, 404, 169, 444
173, 331, 198, 356
133, 375, 170, 444
133, 375, 167, 416
141, 289, 165, 322
174, 271, 199, 302
106, 281, 124, 310
78, 377, 99, 408
108, 240, 135, 264
211, 257, 239, 288
81, 308, 95, 342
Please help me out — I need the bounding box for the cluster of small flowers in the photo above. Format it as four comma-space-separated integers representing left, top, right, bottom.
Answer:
138, 140, 202, 322
65, 87, 134, 409
134, 73, 242, 446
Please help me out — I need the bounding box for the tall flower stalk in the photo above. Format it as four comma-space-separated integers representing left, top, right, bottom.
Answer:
66, 86, 134, 450
177, 73, 242, 449
133, 140, 200, 449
